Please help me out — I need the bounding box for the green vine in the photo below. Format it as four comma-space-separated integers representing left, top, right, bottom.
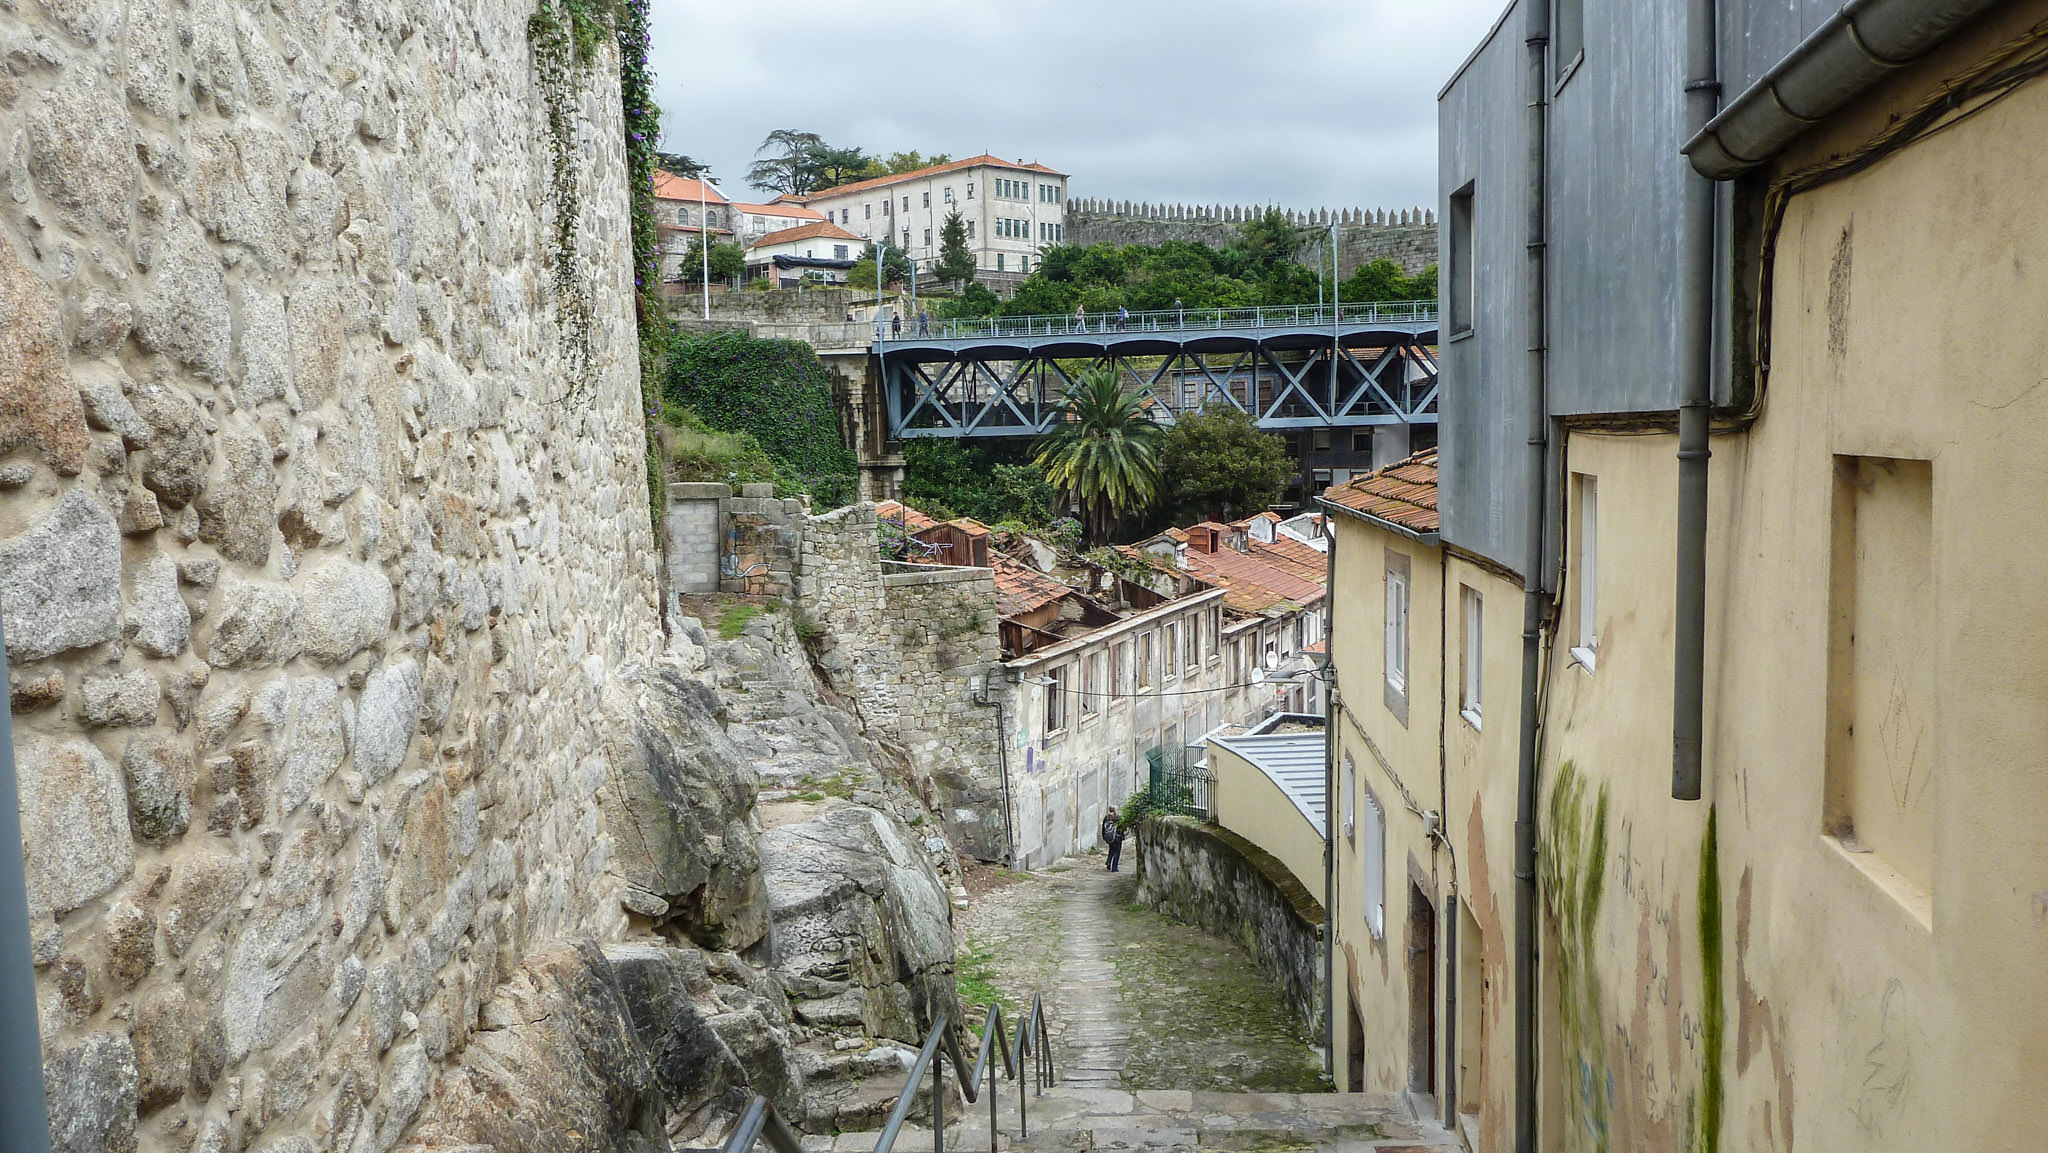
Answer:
615, 0, 667, 526
662, 330, 858, 507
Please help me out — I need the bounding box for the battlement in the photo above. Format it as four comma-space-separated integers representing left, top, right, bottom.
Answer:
1067, 198, 1437, 228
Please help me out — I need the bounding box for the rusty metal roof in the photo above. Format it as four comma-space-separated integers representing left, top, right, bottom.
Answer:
1320, 447, 1439, 536
992, 557, 1073, 619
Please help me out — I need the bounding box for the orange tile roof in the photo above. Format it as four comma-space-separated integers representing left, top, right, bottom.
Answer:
653, 172, 727, 205
749, 220, 864, 249
730, 201, 825, 220
1249, 536, 1326, 583
877, 500, 939, 532
993, 556, 1073, 619
792, 154, 1067, 202
1320, 447, 1439, 534
1178, 545, 1325, 616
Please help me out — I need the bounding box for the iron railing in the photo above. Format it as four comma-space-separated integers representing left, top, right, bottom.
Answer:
721, 995, 1056, 1153
881, 300, 1437, 344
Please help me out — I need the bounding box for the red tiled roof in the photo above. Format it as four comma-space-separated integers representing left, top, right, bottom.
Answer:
993, 557, 1072, 619
749, 220, 864, 249
792, 154, 1067, 202
1321, 447, 1439, 534
877, 501, 939, 532
1249, 536, 1326, 583
653, 172, 727, 204
1179, 545, 1325, 616
1303, 640, 1327, 655
730, 201, 825, 220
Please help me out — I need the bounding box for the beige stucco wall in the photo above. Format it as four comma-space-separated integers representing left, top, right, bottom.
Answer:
1208, 742, 1323, 894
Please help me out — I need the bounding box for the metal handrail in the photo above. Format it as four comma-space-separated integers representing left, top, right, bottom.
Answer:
720, 995, 1057, 1153
877, 299, 1437, 344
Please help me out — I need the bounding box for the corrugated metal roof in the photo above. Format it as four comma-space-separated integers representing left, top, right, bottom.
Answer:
1212, 732, 1328, 835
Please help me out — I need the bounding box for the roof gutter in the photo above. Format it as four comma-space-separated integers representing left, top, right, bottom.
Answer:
1315, 496, 1441, 547
1683, 0, 2006, 179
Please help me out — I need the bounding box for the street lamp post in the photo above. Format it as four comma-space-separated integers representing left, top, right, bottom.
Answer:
700, 177, 711, 321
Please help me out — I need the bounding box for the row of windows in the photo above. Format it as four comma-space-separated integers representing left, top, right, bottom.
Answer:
997, 217, 1032, 240
1039, 222, 1064, 243
1040, 608, 1225, 737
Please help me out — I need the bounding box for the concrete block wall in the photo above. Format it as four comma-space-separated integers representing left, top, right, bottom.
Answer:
665, 483, 729, 600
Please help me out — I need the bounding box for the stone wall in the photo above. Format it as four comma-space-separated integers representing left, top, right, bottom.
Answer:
1065, 207, 1438, 278
1135, 817, 1326, 1036
878, 567, 1003, 861
723, 485, 804, 600
672, 287, 864, 326
0, 0, 681, 1147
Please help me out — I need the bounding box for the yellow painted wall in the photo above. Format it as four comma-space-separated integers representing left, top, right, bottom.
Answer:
1208, 742, 1326, 895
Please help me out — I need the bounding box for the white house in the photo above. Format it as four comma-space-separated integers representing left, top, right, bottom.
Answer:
727, 200, 826, 246
743, 221, 864, 287
652, 171, 731, 284
791, 153, 1069, 284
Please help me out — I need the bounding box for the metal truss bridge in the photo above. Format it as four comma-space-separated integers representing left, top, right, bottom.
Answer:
876, 302, 1439, 439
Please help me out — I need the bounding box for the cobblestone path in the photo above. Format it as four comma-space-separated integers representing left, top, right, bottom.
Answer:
956, 855, 1327, 1095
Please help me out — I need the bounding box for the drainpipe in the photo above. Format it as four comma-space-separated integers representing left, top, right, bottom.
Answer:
1321, 517, 1339, 1083
1512, 0, 1551, 1149
0, 613, 54, 1153
1673, 0, 1719, 802
973, 675, 1016, 867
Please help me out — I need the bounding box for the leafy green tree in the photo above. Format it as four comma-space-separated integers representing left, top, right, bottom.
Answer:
848, 241, 912, 290
1232, 208, 1306, 273
985, 463, 1061, 527
942, 282, 1003, 319
747, 129, 826, 195
1340, 258, 1439, 302
1032, 368, 1164, 544
808, 144, 872, 190
934, 210, 977, 287
1159, 407, 1292, 521
655, 152, 708, 178
678, 238, 746, 283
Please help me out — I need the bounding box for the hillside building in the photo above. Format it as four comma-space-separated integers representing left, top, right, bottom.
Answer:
791, 154, 1069, 287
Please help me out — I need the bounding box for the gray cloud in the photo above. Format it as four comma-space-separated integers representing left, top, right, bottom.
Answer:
648, 0, 1507, 211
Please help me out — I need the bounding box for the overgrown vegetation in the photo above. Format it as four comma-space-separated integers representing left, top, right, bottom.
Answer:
1119, 782, 1193, 831
663, 330, 858, 507
900, 440, 1062, 526
746, 129, 955, 196
717, 604, 767, 639
955, 936, 1014, 1038
1159, 407, 1294, 522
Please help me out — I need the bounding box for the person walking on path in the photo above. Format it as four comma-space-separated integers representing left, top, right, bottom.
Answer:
890, 309, 902, 338
916, 307, 930, 336
1074, 303, 1086, 332
1116, 304, 1129, 331
1102, 806, 1125, 872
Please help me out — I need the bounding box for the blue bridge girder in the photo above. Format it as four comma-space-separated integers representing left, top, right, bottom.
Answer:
875, 303, 1439, 440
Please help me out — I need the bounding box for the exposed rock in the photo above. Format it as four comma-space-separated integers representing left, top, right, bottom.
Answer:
127, 552, 192, 657
70, 291, 134, 358
17, 734, 133, 914
75, 360, 150, 444
0, 487, 122, 661
122, 731, 195, 843
0, 237, 89, 475
603, 943, 752, 1117
80, 668, 160, 727
287, 278, 345, 409
413, 942, 670, 1153
237, 281, 292, 406
598, 667, 769, 952
761, 806, 959, 1046
206, 574, 300, 668
44, 1032, 139, 1153
11, 667, 65, 711
353, 658, 419, 782
196, 428, 277, 567
104, 901, 158, 991
298, 559, 393, 663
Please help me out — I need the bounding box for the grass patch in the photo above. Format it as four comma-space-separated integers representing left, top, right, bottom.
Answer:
718, 604, 766, 639
956, 936, 1014, 1038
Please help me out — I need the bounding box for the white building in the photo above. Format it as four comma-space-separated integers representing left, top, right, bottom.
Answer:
743, 221, 864, 287
652, 171, 731, 284
790, 153, 1069, 284
727, 200, 826, 246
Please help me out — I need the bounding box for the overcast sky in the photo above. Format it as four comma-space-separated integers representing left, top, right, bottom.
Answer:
648, 0, 1508, 211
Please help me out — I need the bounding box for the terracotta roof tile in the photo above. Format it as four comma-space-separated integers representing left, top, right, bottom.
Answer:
1321, 447, 1439, 534
877, 501, 939, 532
748, 220, 864, 249
1178, 545, 1325, 616
993, 557, 1072, 619
1249, 536, 1326, 583
653, 172, 727, 204
730, 201, 825, 221
792, 154, 1067, 202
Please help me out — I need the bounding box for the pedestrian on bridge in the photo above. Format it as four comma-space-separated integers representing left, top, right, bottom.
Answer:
1116, 304, 1129, 331
1175, 298, 1184, 328
1074, 303, 1086, 332
1102, 805, 1125, 872
916, 307, 930, 337
890, 309, 902, 338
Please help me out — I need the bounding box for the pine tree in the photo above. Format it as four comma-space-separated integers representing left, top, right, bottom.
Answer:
935, 209, 978, 288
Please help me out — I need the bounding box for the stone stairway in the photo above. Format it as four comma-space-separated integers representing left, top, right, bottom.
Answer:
809, 1086, 1462, 1152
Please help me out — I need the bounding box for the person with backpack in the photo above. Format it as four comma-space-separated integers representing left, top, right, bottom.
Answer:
1101, 805, 1126, 872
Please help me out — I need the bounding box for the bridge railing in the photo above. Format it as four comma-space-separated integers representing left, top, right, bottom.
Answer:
880, 299, 1437, 343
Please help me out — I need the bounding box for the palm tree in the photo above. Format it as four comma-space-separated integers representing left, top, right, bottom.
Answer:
1032, 368, 1164, 544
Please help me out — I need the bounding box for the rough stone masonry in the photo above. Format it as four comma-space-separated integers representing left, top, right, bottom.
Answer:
0, 0, 873, 1149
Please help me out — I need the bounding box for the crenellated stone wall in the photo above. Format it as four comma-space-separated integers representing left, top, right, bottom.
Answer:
0, 0, 668, 1148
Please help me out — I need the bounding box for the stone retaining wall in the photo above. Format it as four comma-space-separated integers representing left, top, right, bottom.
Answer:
1135, 816, 1326, 1036
0, 0, 668, 1147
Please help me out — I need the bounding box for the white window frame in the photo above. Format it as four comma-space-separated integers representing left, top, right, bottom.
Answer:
1163, 622, 1180, 682
1184, 613, 1199, 669
1385, 568, 1409, 695
1081, 652, 1101, 719
1341, 755, 1357, 839
1044, 665, 1069, 736
1461, 585, 1483, 729
1362, 787, 1386, 939
1572, 477, 1599, 672
1138, 631, 1155, 690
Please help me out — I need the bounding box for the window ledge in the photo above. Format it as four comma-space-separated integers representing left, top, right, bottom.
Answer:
1822, 832, 1933, 932
1460, 707, 1483, 732
1569, 645, 1597, 674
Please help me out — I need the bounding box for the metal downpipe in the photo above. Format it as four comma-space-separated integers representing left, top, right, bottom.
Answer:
0, 612, 54, 1153
1322, 521, 1339, 1083
1674, 0, 1720, 802
1514, 0, 1551, 1150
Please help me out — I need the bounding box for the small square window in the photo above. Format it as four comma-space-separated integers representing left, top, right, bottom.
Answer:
1352, 431, 1372, 453
945, 187, 954, 202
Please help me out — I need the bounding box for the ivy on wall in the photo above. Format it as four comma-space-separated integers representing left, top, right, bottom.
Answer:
662, 330, 858, 507
616, 0, 667, 523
